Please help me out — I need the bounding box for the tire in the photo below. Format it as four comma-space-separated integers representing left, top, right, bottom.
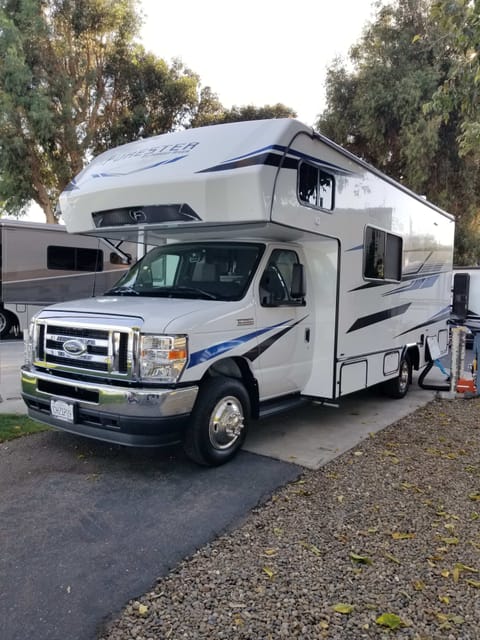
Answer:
183, 376, 250, 467
0, 310, 12, 339
380, 356, 410, 399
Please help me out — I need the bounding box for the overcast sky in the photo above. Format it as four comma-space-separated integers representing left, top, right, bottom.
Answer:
140, 0, 379, 126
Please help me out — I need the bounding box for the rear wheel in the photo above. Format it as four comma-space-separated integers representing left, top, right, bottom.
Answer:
380, 356, 410, 399
0, 309, 13, 338
183, 376, 250, 466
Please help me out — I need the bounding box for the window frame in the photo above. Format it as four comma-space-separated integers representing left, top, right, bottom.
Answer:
259, 248, 304, 307
363, 226, 403, 283
297, 161, 335, 212
47, 245, 104, 272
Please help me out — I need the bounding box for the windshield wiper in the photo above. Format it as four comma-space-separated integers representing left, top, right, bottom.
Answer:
105, 286, 140, 296
157, 286, 218, 300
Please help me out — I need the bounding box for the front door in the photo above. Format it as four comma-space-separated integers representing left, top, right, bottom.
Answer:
253, 247, 312, 400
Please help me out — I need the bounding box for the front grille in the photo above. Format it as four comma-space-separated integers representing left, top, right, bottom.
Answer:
46, 354, 109, 371
35, 320, 135, 379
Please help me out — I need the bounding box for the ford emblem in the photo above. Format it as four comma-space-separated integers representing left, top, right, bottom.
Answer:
63, 339, 88, 356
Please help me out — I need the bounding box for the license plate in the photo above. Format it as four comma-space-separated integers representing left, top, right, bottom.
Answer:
51, 399, 75, 423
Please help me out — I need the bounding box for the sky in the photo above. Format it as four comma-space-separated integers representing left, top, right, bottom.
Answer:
139, 0, 379, 127
25, 0, 379, 222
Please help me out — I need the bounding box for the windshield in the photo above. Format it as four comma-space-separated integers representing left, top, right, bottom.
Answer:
105, 242, 264, 301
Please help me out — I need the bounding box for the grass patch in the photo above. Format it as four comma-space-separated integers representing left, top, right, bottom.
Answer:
0, 414, 50, 443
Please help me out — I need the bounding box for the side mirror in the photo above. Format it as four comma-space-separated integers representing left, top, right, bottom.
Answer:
291, 263, 306, 299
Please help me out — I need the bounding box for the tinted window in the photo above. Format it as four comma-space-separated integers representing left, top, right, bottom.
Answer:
47, 246, 104, 272
364, 227, 402, 281
260, 249, 303, 306
298, 162, 335, 210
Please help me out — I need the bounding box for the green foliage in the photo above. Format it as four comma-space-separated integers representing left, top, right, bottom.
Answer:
317, 0, 480, 265
190, 101, 296, 128
428, 0, 480, 159
0, 1, 208, 221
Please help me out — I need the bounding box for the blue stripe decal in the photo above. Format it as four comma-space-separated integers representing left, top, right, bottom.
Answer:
91, 155, 186, 179
187, 319, 294, 368
395, 305, 451, 337
382, 275, 439, 296
198, 145, 355, 176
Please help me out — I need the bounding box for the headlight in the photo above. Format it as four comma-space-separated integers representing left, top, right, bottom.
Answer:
140, 335, 188, 383
24, 321, 35, 366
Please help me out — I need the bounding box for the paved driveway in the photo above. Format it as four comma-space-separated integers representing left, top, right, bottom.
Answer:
0, 431, 300, 640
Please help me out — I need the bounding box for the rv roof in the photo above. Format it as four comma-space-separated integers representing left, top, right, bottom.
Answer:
58, 119, 311, 238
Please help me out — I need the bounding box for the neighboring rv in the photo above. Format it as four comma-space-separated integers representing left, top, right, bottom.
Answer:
21, 119, 455, 466
0, 220, 134, 338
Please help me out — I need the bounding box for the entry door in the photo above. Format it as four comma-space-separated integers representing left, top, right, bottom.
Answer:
253, 248, 312, 400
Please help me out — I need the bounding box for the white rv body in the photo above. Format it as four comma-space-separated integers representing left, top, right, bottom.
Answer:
0, 220, 134, 338
21, 119, 455, 465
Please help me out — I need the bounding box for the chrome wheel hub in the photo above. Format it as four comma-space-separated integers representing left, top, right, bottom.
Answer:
399, 361, 409, 391
209, 395, 245, 450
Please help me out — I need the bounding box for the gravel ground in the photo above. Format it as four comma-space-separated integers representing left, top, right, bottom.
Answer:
99, 397, 480, 640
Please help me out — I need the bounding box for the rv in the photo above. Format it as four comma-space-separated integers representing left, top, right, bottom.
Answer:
0, 220, 134, 338
21, 119, 455, 466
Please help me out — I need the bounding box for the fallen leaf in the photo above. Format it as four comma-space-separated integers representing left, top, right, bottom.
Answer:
138, 604, 148, 615
350, 552, 372, 565
439, 595, 450, 604
465, 579, 480, 588
263, 548, 277, 557
299, 541, 322, 556
332, 603, 354, 614
469, 492, 480, 501
413, 580, 425, 590
392, 532, 415, 540
376, 613, 404, 629
384, 553, 401, 565
263, 566, 274, 579
441, 537, 459, 545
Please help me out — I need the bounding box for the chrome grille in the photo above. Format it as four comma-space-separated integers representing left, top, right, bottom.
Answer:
34, 320, 136, 379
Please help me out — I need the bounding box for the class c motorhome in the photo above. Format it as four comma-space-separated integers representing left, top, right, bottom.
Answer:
0, 220, 134, 338
21, 119, 455, 466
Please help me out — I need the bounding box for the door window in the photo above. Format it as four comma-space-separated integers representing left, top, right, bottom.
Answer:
260, 249, 301, 306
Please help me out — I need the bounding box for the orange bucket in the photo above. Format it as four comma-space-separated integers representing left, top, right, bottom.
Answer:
456, 378, 476, 393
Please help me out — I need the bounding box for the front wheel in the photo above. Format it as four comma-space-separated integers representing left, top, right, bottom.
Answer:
0, 309, 13, 339
183, 376, 250, 466
380, 356, 410, 399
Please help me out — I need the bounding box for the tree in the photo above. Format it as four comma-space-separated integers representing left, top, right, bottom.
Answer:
190, 101, 297, 128
317, 0, 480, 265
0, 1, 204, 222
428, 0, 480, 159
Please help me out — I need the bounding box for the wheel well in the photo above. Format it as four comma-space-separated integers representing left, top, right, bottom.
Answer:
406, 346, 420, 382
203, 357, 260, 419
0, 306, 18, 337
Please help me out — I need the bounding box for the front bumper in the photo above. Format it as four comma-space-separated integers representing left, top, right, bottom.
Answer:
21, 367, 199, 447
